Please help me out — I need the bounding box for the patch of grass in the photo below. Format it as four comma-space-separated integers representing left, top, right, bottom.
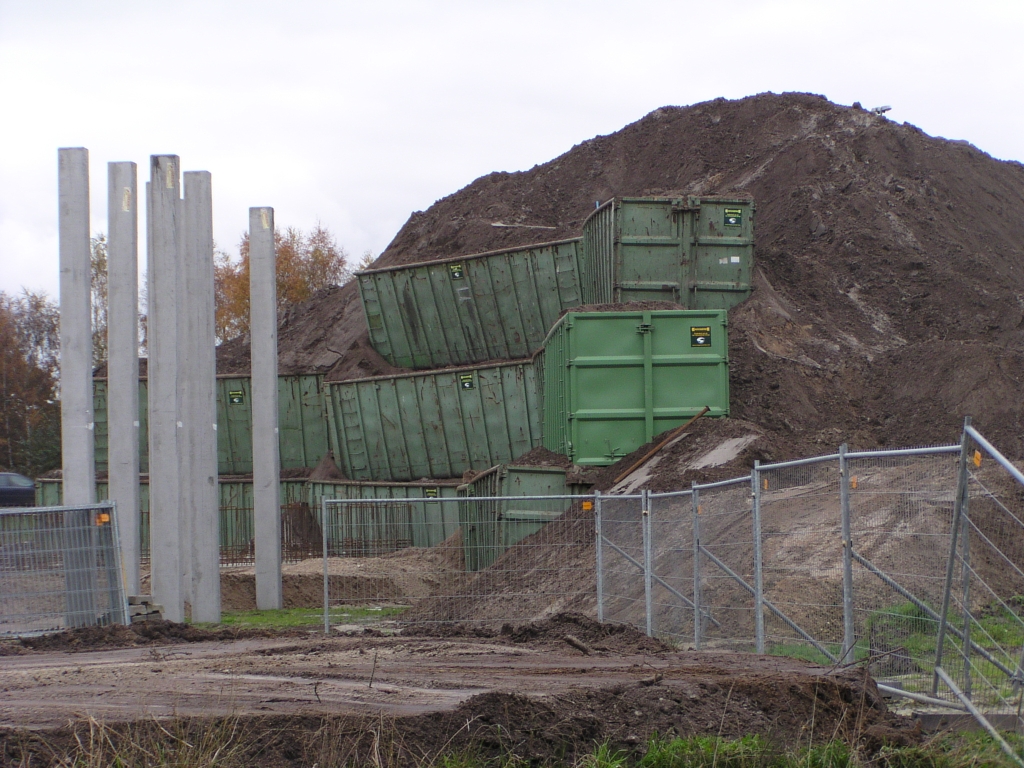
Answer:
202, 604, 407, 630
766, 642, 840, 665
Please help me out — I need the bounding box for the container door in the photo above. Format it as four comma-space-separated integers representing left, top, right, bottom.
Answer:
688, 198, 753, 311
614, 199, 686, 303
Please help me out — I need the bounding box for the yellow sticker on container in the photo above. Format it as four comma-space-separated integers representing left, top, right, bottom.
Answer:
582, 501, 593, 511
95, 512, 110, 525
973, 450, 982, 467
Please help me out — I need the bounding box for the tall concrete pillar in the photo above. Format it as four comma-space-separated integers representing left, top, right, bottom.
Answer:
106, 162, 141, 594
58, 148, 98, 628
182, 171, 220, 622
147, 155, 184, 622
58, 148, 96, 507
250, 207, 282, 609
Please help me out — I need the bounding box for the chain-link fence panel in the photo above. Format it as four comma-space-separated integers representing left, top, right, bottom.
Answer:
758, 457, 843, 663
322, 495, 596, 631
933, 428, 1024, 726
694, 477, 756, 651
648, 490, 695, 643
847, 449, 959, 694
0, 503, 128, 636
596, 494, 646, 630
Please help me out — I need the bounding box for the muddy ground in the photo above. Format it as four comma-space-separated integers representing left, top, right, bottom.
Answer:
0, 615, 918, 766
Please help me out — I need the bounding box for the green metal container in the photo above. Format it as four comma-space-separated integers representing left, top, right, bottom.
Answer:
36, 477, 307, 564
93, 374, 330, 476
326, 360, 542, 482
36, 476, 460, 561
357, 239, 582, 369
579, 196, 753, 309
311, 479, 461, 549
457, 464, 581, 572
540, 309, 729, 466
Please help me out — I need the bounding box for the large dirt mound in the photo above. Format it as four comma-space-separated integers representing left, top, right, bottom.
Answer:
219, 91, 1024, 458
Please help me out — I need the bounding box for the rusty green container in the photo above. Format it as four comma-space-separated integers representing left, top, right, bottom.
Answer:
357, 239, 582, 369
457, 464, 585, 572
311, 479, 461, 549
92, 374, 330, 476
539, 309, 729, 465
326, 360, 542, 482
579, 197, 753, 309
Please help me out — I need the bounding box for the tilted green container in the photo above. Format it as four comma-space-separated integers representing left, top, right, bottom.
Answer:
357, 239, 582, 369
93, 374, 330, 476
311, 479, 461, 549
326, 360, 542, 482
36, 476, 462, 559
457, 464, 582, 572
540, 309, 729, 465
579, 197, 753, 309
36, 477, 310, 564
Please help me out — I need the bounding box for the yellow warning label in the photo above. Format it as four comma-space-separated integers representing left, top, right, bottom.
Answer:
973, 450, 982, 467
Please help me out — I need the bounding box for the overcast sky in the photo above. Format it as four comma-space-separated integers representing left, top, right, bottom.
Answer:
2, 0, 1022, 298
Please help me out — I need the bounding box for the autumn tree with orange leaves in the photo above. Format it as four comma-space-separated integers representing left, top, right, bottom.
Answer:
0, 290, 61, 476
214, 224, 351, 343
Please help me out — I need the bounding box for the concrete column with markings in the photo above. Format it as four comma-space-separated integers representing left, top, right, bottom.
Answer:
58, 148, 98, 627
250, 207, 282, 609
182, 171, 220, 622
147, 155, 184, 622
106, 161, 141, 595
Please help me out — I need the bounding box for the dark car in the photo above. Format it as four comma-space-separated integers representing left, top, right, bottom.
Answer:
0, 473, 36, 507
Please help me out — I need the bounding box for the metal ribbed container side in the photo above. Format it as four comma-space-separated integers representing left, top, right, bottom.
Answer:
326, 360, 542, 482
579, 201, 615, 305
312, 479, 461, 548
93, 374, 330, 476
36, 478, 310, 562
457, 464, 576, 571
357, 239, 582, 369
541, 309, 730, 466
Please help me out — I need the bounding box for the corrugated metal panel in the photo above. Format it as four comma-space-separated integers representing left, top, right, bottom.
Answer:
357, 239, 582, 369
579, 201, 616, 305
37, 477, 451, 563
541, 309, 730, 465
93, 374, 329, 476
326, 360, 542, 482
311, 479, 461, 548
579, 197, 754, 308
457, 464, 576, 572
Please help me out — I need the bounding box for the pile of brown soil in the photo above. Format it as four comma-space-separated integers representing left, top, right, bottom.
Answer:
216, 91, 1024, 462
2, 664, 916, 767
2, 621, 296, 654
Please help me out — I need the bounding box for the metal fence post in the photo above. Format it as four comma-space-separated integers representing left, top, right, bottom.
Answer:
840, 443, 856, 663
692, 486, 702, 649
960, 507, 973, 701
752, 461, 765, 654
933, 417, 971, 696
103, 500, 127, 626
322, 497, 330, 635
594, 491, 604, 624
642, 489, 653, 637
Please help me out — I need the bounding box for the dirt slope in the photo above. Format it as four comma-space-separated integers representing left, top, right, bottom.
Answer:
220, 91, 1024, 458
